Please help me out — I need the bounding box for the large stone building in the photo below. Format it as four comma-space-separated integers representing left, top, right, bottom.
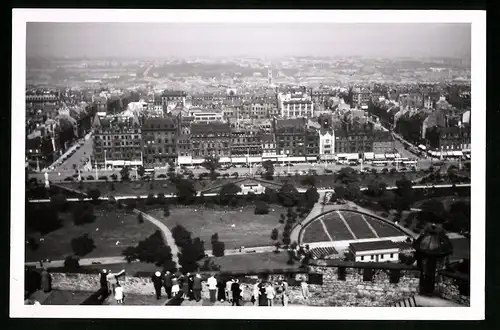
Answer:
372, 131, 395, 154
176, 134, 192, 158
278, 92, 314, 118
230, 127, 262, 156
351, 87, 372, 108
261, 134, 277, 157
190, 122, 232, 158
92, 116, 142, 167
274, 118, 307, 157
141, 117, 180, 168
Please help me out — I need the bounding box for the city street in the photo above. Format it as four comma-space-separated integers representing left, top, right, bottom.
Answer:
27, 157, 464, 183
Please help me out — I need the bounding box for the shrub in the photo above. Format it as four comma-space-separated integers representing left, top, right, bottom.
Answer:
146, 193, 156, 205
254, 201, 269, 215
70, 234, 96, 257
271, 228, 279, 241
110, 174, 118, 181
157, 193, 166, 205
98, 176, 108, 181
199, 258, 221, 271
86, 175, 94, 180
274, 242, 281, 253
64, 255, 80, 269
87, 189, 101, 203
212, 240, 225, 257
72, 203, 96, 226
122, 230, 176, 271
163, 207, 170, 217
138, 213, 144, 223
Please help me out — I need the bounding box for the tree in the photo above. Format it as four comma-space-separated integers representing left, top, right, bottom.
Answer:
64, 255, 80, 269
304, 187, 320, 208
263, 187, 278, 204
172, 224, 193, 248
219, 183, 242, 205
120, 166, 130, 181
274, 241, 281, 253
163, 205, 170, 217
271, 228, 279, 241
255, 201, 270, 214
175, 179, 197, 204
301, 175, 316, 187
447, 201, 470, 234
418, 199, 448, 225
381, 168, 389, 174
212, 240, 225, 257
72, 203, 96, 226
86, 175, 94, 180
344, 183, 360, 201
110, 173, 118, 181
211, 233, 219, 246
336, 167, 358, 185
178, 237, 206, 273
202, 155, 220, 180
137, 166, 146, 178
50, 194, 68, 212
394, 177, 414, 211
87, 189, 101, 203
71, 233, 96, 257
232, 172, 239, 178
378, 191, 395, 211
122, 230, 176, 271
390, 168, 397, 174
262, 160, 275, 180
138, 213, 144, 223
366, 179, 387, 198
278, 183, 299, 207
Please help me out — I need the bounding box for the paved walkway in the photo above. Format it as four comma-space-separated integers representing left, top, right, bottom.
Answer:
133, 209, 179, 267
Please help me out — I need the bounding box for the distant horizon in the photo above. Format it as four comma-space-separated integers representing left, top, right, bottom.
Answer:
26, 23, 471, 60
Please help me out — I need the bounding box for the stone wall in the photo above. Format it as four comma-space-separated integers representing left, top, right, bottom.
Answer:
51, 273, 157, 296
436, 275, 470, 307
303, 266, 420, 307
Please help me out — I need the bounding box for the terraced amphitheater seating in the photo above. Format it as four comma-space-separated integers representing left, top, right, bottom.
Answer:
392, 296, 418, 307
310, 246, 339, 259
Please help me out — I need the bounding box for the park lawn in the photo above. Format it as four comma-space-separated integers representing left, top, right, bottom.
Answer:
202, 251, 300, 273
25, 209, 158, 262
80, 261, 161, 277
149, 205, 287, 250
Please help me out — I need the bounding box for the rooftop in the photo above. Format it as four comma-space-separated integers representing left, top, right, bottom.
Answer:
349, 240, 399, 252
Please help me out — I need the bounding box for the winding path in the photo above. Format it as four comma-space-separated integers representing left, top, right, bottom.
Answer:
133, 209, 179, 267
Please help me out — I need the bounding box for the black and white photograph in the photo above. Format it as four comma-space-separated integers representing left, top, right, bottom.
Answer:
12, 9, 485, 319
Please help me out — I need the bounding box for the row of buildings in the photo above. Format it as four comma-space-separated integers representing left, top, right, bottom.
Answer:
91, 110, 396, 169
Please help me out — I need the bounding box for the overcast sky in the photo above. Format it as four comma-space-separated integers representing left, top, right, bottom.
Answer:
26, 23, 471, 59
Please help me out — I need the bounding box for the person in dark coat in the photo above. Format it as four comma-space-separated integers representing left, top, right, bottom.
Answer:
192, 273, 202, 302
163, 271, 173, 299
151, 271, 163, 300
217, 278, 226, 302
99, 269, 109, 298
179, 274, 189, 299
187, 273, 194, 300
258, 282, 267, 306
231, 279, 241, 306
40, 268, 52, 293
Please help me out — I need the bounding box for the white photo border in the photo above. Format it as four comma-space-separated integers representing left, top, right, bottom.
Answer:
11, 9, 486, 320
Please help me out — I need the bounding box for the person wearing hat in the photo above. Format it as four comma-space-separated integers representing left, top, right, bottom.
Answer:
230, 278, 241, 306
151, 271, 163, 300
163, 271, 173, 299
40, 267, 52, 293
192, 273, 203, 302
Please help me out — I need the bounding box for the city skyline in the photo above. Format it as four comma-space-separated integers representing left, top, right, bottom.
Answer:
26, 23, 471, 60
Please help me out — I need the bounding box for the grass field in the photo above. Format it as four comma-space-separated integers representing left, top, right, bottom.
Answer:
25, 209, 158, 262
41, 290, 91, 305
205, 251, 300, 273
149, 205, 287, 249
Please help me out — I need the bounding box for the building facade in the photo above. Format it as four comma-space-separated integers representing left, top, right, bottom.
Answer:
92, 117, 142, 166
261, 134, 277, 157
274, 118, 307, 157
230, 127, 262, 157
176, 134, 192, 158
141, 117, 179, 168
372, 131, 395, 154
278, 92, 314, 118
191, 122, 232, 158
319, 129, 335, 160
